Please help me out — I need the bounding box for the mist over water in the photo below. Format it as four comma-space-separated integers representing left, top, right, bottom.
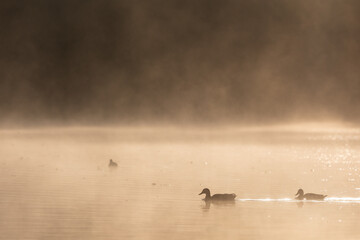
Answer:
1, 0, 360, 125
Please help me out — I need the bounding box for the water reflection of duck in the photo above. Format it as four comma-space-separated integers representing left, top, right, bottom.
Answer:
199, 188, 236, 201
201, 199, 236, 211
296, 201, 304, 208
109, 159, 118, 168
295, 189, 327, 200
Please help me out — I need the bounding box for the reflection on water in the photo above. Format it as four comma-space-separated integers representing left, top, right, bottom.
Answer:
237, 197, 360, 203
326, 197, 360, 203
201, 200, 236, 212
1, 126, 360, 239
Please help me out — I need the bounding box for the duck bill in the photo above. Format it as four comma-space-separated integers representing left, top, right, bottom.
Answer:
199, 192, 203, 195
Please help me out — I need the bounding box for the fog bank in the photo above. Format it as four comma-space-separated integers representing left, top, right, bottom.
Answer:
1, 0, 360, 125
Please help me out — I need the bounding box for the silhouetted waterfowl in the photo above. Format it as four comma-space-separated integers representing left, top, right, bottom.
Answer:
199, 188, 236, 201
295, 189, 327, 200
109, 159, 118, 168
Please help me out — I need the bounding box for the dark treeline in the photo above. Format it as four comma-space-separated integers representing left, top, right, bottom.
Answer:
1, 0, 360, 125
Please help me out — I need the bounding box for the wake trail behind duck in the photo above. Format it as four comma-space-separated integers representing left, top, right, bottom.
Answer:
237, 197, 360, 203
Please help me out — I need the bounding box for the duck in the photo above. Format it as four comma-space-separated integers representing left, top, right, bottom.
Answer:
108, 159, 118, 168
295, 188, 327, 200
199, 188, 236, 201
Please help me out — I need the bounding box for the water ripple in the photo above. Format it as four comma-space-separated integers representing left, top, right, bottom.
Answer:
237, 197, 360, 203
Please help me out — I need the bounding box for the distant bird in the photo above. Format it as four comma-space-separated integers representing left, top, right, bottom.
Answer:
295, 188, 327, 200
109, 159, 118, 168
199, 188, 236, 201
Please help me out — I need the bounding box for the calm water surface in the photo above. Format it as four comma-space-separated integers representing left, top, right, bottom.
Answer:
1, 126, 360, 239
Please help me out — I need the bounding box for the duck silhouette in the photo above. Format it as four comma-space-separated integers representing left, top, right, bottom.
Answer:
295, 188, 327, 200
199, 188, 236, 201
108, 159, 118, 168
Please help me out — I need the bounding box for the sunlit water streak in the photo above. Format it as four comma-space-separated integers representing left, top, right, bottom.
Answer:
237, 197, 360, 203
237, 198, 295, 202
326, 197, 360, 203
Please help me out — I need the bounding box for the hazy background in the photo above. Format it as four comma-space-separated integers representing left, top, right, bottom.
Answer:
1, 0, 360, 126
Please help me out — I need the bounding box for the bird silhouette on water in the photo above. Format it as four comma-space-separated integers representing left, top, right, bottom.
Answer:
295, 188, 327, 200
199, 188, 236, 201
109, 159, 118, 168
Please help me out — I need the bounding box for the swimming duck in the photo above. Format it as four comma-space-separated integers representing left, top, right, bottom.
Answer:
109, 159, 118, 168
295, 188, 327, 200
199, 188, 236, 201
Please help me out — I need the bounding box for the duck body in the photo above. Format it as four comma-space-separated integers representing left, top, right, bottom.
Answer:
109, 159, 118, 168
295, 189, 327, 200
199, 188, 236, 201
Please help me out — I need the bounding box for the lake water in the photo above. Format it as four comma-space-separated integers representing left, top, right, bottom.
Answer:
1, 125, 360, 240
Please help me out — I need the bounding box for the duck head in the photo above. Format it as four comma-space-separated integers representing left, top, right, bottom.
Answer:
295, 188, 304, 197
199, 188, 211, 198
